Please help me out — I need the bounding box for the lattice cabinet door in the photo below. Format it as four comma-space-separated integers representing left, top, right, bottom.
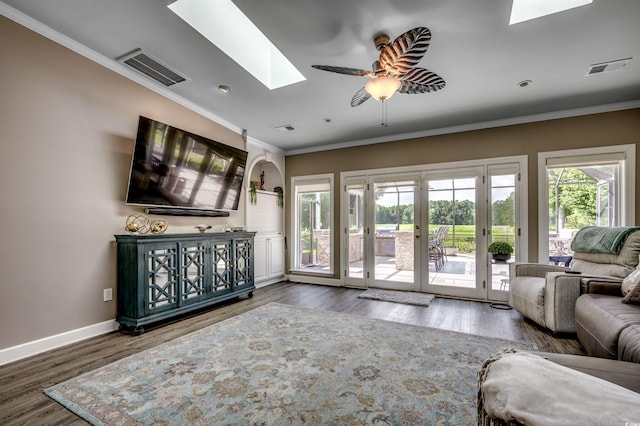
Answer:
144, 244, 179, 315
178, 242, 209, 305
234, 237, 254, 291
211, 239, 234, 295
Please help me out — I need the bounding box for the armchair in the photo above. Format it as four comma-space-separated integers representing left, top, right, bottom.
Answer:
509, 227, 640, 334
509, 264, 581, 333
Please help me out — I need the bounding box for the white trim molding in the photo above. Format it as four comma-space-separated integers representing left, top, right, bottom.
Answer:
0, 320, 119, 366
287, 274, 342, 287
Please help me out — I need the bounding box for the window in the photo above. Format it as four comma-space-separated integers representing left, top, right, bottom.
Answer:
538, 145, 635, 262
291, 174, 333, 274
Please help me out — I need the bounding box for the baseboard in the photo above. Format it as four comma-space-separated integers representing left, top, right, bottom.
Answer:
287, 274, 342, 287
0, 319, 119, 366
255, 276, 288, 288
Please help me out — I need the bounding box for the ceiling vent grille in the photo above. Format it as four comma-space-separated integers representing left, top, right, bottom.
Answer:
585, 58, 632, 76
117, 49, 187, 86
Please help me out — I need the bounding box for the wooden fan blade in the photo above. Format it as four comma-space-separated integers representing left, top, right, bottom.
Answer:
351, 87, 371, 107
312, 65, 374, 77
398, 79, 446, 94
379, 27, 431, 76
399, 68, 446, 91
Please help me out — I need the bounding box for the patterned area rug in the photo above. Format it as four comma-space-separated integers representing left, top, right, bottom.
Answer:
357, 289, 436, 306
45, 303, 536, 425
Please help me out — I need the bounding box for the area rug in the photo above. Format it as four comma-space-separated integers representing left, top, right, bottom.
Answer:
357, 289, 436, 306
45, 303, 536, 425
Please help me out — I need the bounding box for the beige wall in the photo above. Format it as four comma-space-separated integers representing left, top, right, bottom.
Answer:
0, 18, 248, 350
285, 109, 640, 278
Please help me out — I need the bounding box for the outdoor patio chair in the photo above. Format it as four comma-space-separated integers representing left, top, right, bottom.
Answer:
429, 225, 449, 272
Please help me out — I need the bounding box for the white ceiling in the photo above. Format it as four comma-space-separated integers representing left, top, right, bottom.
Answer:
2, 0, 640, 154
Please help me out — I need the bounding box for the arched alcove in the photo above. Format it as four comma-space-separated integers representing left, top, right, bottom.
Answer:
245, 153, 286, 285
247, 158, 283, 192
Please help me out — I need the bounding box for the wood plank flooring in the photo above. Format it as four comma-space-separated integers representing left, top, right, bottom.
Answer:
0, 282, 584, 425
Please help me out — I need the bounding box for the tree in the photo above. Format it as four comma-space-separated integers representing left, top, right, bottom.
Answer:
454, 200, 475, 225
548, 168, 597, 230
375, 204, 414, 227
429, 200, 453, 225
492, 192, 515, 226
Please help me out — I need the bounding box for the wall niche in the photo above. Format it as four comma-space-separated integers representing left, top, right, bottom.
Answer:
249, 160, 281, 193
246, 157, 285, 285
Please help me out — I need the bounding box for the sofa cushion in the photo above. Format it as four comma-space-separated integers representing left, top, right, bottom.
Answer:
571, 230, 640, 278
622, 264, 640, 296
619, 326, 640, 363
622, 280, 640, 305
575, 294, 640, 359
540, 352, 640, 393
509, 276, 546, 327
478, 350, 640, 426
570, 259, 632, 278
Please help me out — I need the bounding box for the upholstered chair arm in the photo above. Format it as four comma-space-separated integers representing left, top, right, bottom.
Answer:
543, 272, 584, 334
579, 277, 623, 296
509, 262, 567, 279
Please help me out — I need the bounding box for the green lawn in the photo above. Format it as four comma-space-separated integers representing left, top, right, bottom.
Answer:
376, 224, 516, 253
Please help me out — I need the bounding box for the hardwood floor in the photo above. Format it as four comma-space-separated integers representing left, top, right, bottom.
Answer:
0, 282, 584, 425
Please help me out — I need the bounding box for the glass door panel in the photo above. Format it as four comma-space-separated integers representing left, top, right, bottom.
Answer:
488, 172, 517, 301
427, 177, 477, 288
293, 178, 332, 274
345, 181, 365, 286
423, 169, 484, 299
372, 178, 416, 290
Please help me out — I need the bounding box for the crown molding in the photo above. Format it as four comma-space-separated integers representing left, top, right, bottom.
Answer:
284, 100, 640, 156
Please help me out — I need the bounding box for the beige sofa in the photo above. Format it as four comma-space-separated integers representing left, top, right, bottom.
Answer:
576, 277, 640, 362
509, 227, 640, 333
477, 350, 640, 425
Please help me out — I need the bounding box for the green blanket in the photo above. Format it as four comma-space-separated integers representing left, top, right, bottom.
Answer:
571, 226, 640, 254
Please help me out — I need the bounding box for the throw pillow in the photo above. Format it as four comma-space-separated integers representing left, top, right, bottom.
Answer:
622, 280, 640, 305
622, 265, 640, 296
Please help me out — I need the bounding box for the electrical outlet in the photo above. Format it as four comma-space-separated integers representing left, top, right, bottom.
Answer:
103, 288, 113, 302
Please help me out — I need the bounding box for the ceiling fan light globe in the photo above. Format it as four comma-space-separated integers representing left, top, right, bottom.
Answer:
365, 77, 401, 101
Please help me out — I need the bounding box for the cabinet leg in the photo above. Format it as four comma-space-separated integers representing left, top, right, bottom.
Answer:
248, 291, 254, 298
118, 323, 145, 335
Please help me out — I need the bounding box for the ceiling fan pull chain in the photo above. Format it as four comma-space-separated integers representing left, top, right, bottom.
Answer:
381, 100, 388, 127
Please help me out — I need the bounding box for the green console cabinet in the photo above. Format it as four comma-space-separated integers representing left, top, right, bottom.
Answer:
115, 232, 255, 334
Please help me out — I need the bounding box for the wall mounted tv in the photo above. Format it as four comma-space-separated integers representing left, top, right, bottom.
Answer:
126, 116, 247, 211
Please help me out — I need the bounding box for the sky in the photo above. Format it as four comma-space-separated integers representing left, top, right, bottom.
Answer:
375, 175, 515, 207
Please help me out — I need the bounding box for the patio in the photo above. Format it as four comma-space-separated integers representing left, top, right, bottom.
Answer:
344, 253, 510, 291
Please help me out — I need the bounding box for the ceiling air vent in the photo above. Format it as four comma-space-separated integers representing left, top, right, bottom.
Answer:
585, 58, 632, 76
117, 49, 187, 86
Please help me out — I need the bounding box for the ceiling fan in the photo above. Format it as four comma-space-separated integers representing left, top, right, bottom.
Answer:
312, 27, 446, 107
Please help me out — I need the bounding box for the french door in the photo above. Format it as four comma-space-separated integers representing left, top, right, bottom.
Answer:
344, 174, 419, 291
421, 167, 485, 299
342, 158, 525, 301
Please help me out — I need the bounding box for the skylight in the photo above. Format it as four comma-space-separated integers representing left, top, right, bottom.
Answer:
168, 0, 305, 90
509, 0, 593, 25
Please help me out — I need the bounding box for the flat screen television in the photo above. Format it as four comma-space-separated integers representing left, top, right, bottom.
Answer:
126, 116, 247, 211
